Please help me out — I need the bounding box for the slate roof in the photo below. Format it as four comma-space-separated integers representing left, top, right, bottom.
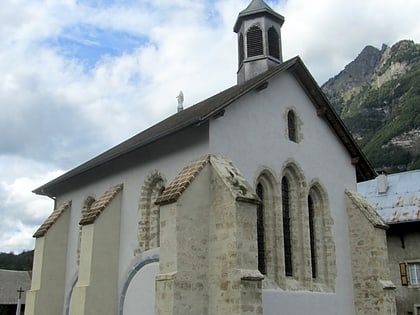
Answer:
234, 0, 285, 32
0, 269, 31, 305
33, 57, 375, 198
357, 169, 420, 224
33, 202, 71, 238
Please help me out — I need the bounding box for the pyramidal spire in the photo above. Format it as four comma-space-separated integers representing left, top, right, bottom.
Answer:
234, 0, 285, 84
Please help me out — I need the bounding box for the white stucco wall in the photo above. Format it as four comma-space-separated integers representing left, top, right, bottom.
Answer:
51, 69, 361, 315
123, 261, 158, 315
55, 124, 209, 314
209, 71, 357, 314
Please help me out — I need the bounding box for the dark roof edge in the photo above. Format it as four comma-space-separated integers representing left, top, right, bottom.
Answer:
33, 58, 299, 197
33, 56, 375, 196
32, 118, 199, 196
288, 58, 376, 181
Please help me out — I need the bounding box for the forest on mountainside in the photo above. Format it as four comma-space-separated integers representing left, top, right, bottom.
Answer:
322, 40, 420, 173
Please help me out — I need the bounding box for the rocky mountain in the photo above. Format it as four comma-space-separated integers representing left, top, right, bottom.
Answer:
322, 40, 420, 173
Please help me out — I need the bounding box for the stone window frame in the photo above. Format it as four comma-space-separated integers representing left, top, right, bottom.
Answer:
280, 162, 306, 288
307, 181, 336, 292
281, 176, 293, 277
285, 108, 302, 143
270, 160, 337, 292
135, 171, 166, 255
255, 169, 280, 287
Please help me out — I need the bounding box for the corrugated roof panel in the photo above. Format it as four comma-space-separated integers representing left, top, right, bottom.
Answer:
357, 169, 420, 224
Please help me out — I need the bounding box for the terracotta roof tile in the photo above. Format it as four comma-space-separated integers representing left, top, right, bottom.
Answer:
155, 156, 210, 205
79, 184, 123, 225
33, 202, 71, 238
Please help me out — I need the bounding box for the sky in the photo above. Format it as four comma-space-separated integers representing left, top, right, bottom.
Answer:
1, 0, 420, 254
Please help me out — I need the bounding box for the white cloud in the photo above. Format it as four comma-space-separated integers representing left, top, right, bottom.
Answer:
0, 157, 63, 253
1, 0, 420, 252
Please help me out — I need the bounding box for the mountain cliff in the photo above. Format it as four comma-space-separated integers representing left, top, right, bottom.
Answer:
322, 40, 420, 173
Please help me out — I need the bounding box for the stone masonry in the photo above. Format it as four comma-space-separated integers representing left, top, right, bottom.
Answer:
155, 155, 264, 315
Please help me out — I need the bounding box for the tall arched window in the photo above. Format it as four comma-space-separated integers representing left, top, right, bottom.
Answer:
256, 183, 266, 274
247, 25, 263, 57
268, 27, 280, 59
308, 195, 317, 279
287, 110, 297, 142
238, 33, 244, 65
136, 171, 166, 255
308, 183, 336, 291
282, 176, 293, 277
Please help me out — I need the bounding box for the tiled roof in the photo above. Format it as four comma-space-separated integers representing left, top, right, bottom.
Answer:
156, 155, 259, 205
79, 184, 123, 225
0, 269, 31, 304
33, 57, 375, 198
357, 169, 420, 224
156, 156, 209, 205
33, 202, 71, 238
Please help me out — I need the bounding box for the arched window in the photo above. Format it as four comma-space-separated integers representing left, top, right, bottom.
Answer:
282, 176, 293, 277
136, 171, 166, 255
256, 183, 266, 274
247, 25, 263, 57
308, 183, 336, 291
268, 27, 280, 59
287, 110, 297, 142
256, 170, 279, 284
308, 195, 317, 278
238, 33, 244, 65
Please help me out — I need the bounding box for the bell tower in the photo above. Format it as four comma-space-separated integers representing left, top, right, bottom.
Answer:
234, 0, 284, 84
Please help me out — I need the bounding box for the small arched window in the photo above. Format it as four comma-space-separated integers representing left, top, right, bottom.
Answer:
308, 195, 317, 279
268, 27, 280, 59
238, 33, 244, 65
256, 183, 266, 274
282, 176, 293, 277
287, 110, 297, 142
247, 25, 263, 57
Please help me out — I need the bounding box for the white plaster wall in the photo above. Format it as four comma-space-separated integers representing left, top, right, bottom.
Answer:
55, 124, 209, 313
51, 69, 361, 315
209, 71, 357, 314
123, 262, 159, 315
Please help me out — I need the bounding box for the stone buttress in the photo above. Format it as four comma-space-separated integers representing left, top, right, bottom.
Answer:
346, 190, 396, 315
25, 202, 71, 315
155, 155, 264, 315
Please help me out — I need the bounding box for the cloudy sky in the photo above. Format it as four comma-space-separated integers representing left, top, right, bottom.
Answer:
1, 0, 420, 253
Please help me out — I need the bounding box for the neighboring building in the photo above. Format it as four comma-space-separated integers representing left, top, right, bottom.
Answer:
25, 1, 396, 314
358, 170, 420, 315
0, 269, 31, 315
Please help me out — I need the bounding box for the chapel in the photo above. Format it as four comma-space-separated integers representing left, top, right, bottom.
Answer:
26, 1, 396, 314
